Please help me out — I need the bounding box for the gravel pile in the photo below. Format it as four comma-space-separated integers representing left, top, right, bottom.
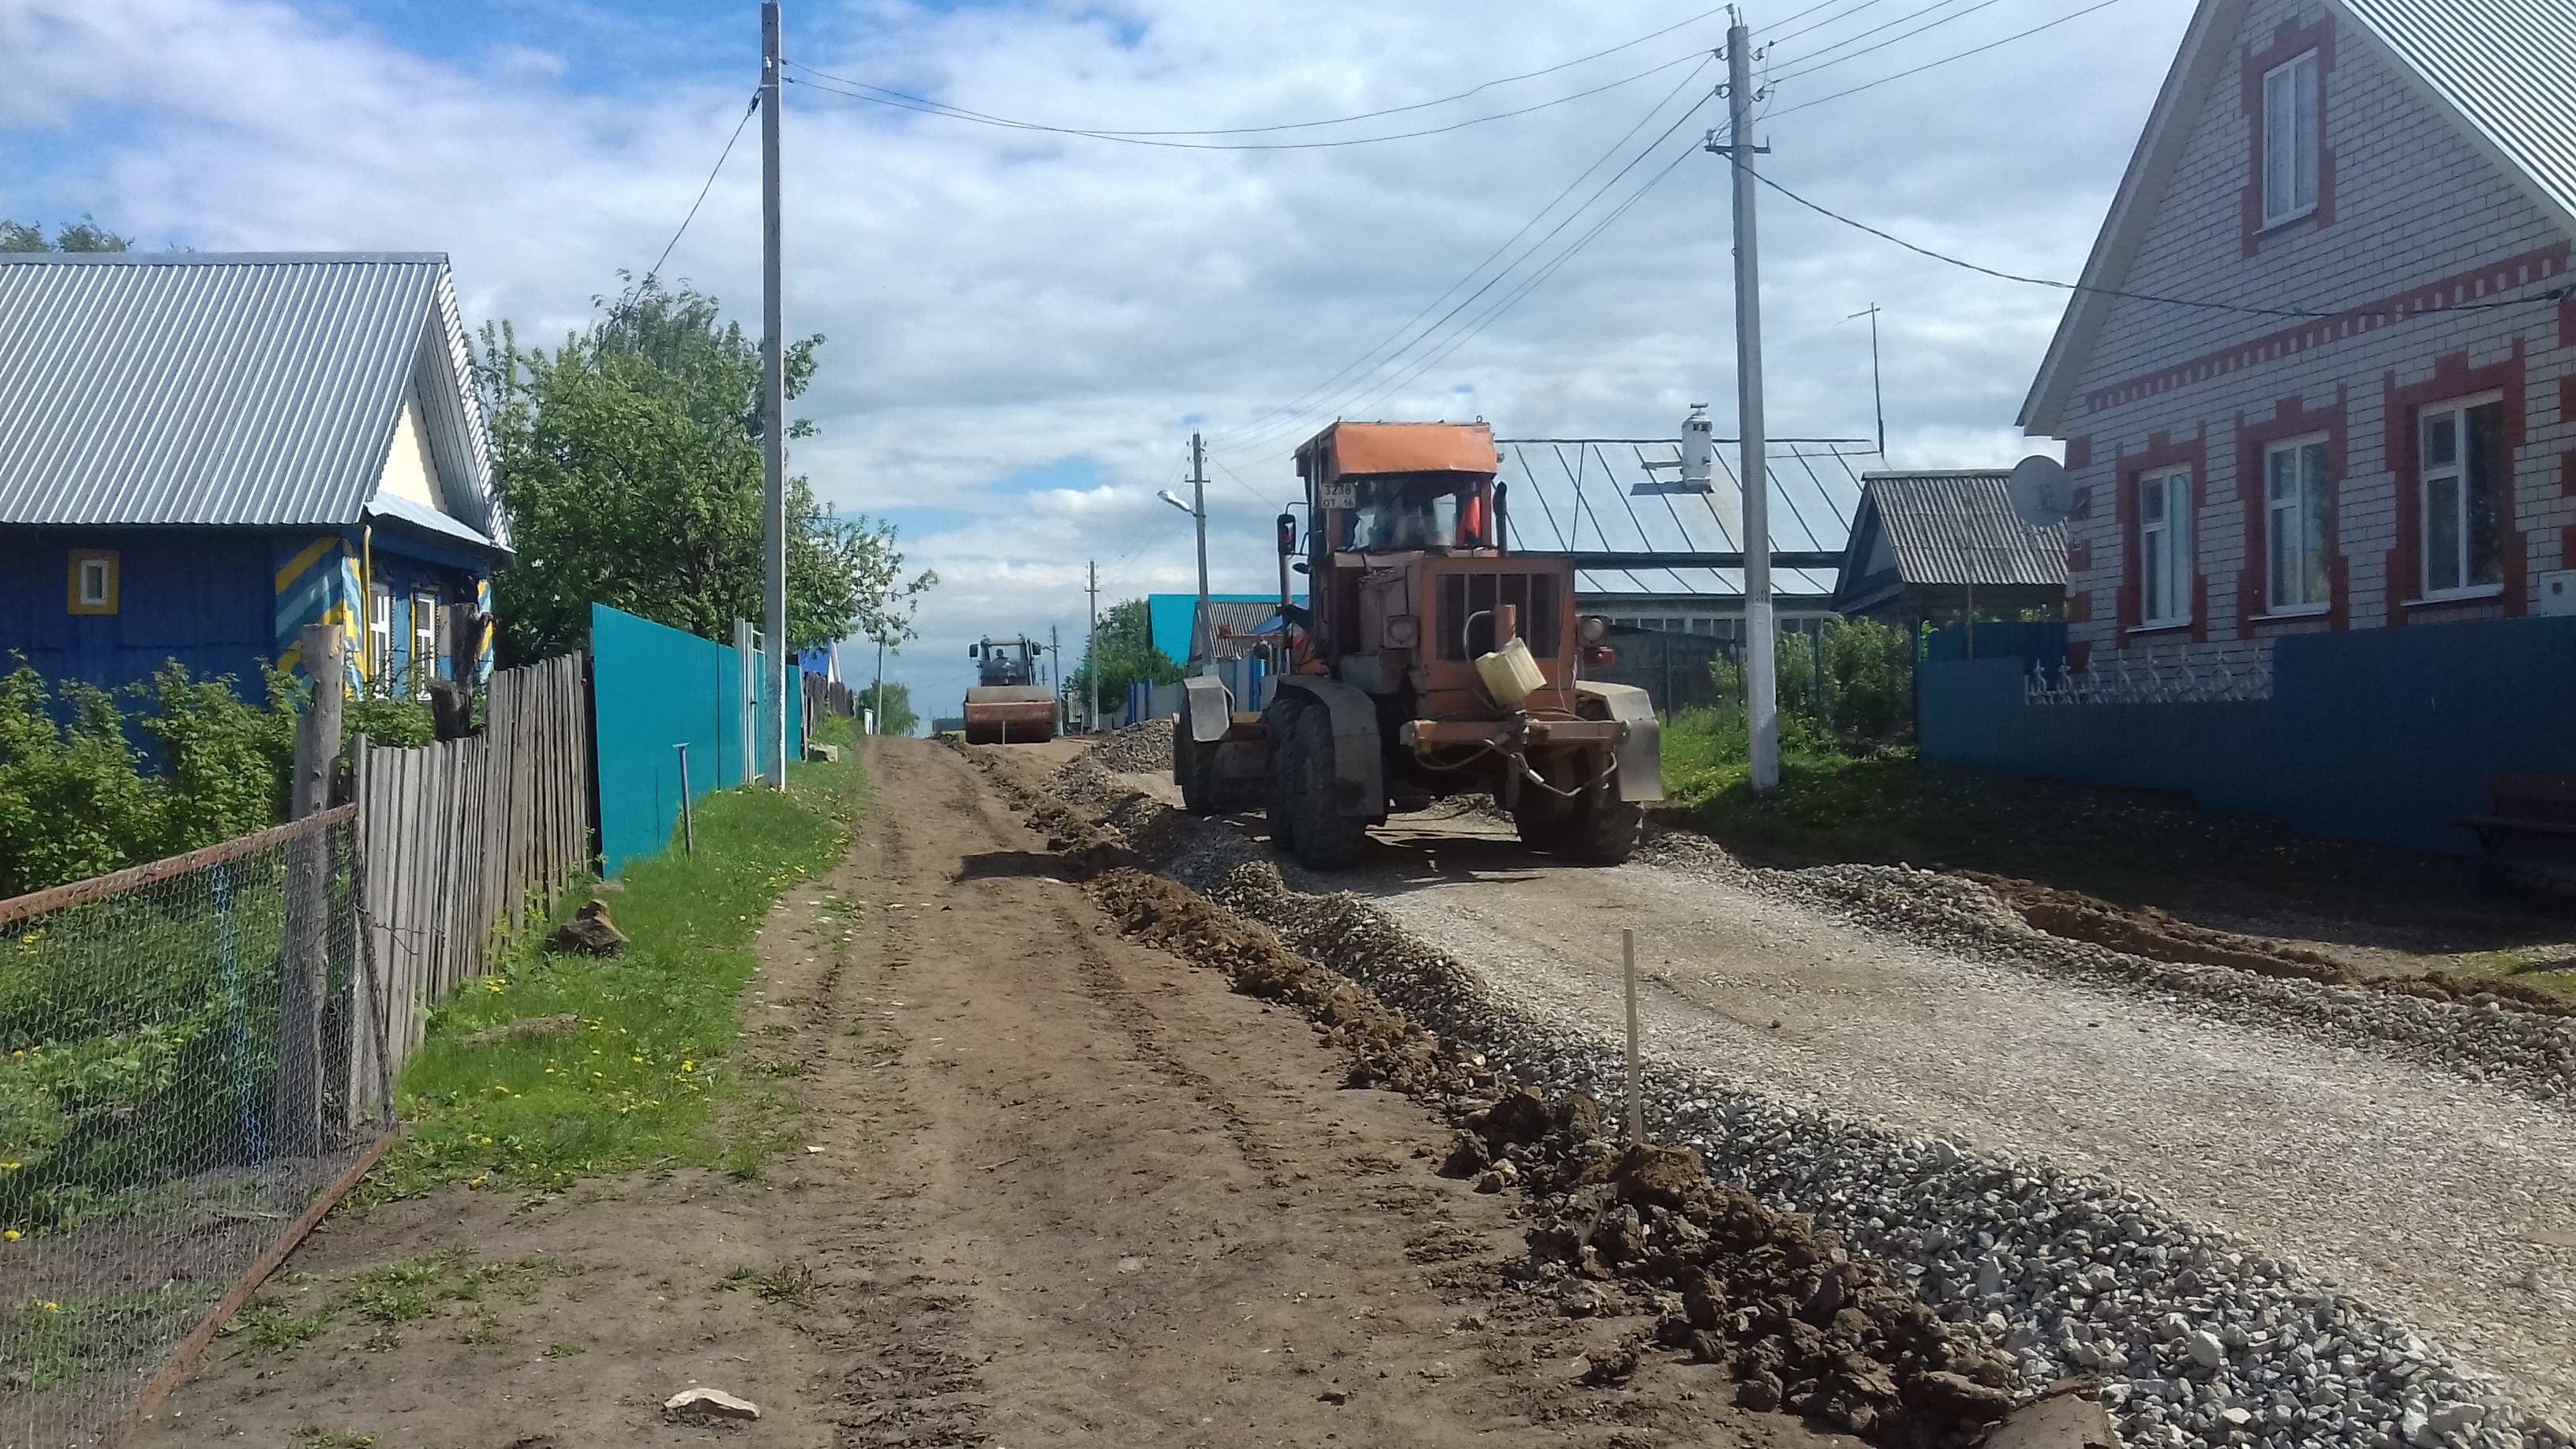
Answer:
1084, 718, 1173, 775
1757, 863, 2576, 1106
1046, 762, 2569, 1449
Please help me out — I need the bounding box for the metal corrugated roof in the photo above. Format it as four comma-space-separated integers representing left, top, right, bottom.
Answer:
2339, 0, 2576, 220
1853, 472, 2069, 588
0, 253, 462, 527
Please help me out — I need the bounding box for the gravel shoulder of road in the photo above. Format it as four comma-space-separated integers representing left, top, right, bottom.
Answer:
1049, 739, 2574, 1449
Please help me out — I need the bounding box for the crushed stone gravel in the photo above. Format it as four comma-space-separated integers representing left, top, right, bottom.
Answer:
1054, 750, 2575, 1449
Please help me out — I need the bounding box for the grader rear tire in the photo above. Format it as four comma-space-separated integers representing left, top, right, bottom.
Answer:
1511, 750, 1642, 865
1288, 702, 1370, 871
1260, 695, 1307, 856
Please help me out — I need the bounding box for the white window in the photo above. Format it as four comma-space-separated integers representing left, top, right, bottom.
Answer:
2264, 436, 2333, 612
2137, 467, 2192, 625
2262, 51, 2321, 227
411, 593, 439, 693
2420, 395, 2507, 597
368, 585, 394, 688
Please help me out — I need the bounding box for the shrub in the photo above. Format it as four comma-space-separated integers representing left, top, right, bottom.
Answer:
1705, 617, 1916, 754
0, 669, 167, 897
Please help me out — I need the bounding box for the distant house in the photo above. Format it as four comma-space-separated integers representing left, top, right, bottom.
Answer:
1917, 0, 2576, 856
0, 252, 506, 698
1833, 471, 2069, 627
2021, 0, 2576, 668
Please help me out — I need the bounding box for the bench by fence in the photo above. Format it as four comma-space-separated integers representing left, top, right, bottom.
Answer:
2452, 772, 2576, 892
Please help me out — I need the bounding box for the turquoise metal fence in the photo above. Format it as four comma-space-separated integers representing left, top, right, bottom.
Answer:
590, 604, 804, 878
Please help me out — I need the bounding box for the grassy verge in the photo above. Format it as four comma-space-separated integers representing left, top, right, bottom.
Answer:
350, 756, 867, 1207
1660, 709, 2573, 986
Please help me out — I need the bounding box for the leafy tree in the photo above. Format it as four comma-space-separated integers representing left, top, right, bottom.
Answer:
861, 680, 919, 737
1709, 616, 1915, 753
0, 216, 131, 253
477, 275, 932, 662
1065, 599, 1184, 708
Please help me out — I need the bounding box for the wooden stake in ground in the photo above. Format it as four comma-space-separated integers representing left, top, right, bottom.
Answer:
1623, 927, 1643, 1144
281, 623, 345, 1156
677, 743, 696, 855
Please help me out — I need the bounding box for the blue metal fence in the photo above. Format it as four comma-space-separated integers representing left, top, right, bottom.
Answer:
1919, 616, 2576, 855
590, 604, 803, 878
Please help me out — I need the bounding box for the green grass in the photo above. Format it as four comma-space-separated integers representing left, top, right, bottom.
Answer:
218, 1252, 586, 1360
0, 1283, 221, 1389
350, 757, 867, 1206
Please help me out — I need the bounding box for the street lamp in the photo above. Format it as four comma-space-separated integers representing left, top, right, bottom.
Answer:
1160, 432, 1212, 668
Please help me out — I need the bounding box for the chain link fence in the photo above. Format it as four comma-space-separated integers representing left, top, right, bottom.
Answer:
0, 807, 371, 1448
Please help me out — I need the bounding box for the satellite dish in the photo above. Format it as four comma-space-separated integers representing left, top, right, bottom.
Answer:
2005, 455, 2074, 528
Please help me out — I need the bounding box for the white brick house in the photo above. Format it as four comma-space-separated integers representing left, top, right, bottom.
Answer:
2021, 0, 2576, 676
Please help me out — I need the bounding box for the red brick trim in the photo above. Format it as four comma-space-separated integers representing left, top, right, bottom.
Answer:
2236, 390, 2349, 633
2563, 450, 2576, 498
2560, 374, 2576, 428
2069, 485, 2095, 521
2067, 541, 2094, 573
2559, 297, 2576, 350
2084, 242, 2570, 414
2116, 429, 2207, 634
2068, 593, 2095, 626
2563, 524, 2576, 571
2065, 436, 2094, 471
2382, 344, 2528, 623
2241, 16, 2338, 258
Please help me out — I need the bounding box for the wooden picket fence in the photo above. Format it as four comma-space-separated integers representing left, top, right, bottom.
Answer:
349, 653, 590, 1122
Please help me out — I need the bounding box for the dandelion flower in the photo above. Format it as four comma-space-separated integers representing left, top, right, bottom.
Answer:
3, 1230, 18, 1241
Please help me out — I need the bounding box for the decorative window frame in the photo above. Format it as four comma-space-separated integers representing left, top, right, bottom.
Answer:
2116, 430, 2208, 639
2235, 391, 2348, 632
67, 549, 119, 616
2260, 434, 2335, 615
2383, 346, 2526, 623
2240, 17, 2338, 256
2416, 391, 2510, 601
368, 584, 395, 689
410, 591, 440, 693
2136, 466, 2195, 628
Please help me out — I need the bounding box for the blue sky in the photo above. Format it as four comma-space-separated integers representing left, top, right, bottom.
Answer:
1, 0, 2194, 726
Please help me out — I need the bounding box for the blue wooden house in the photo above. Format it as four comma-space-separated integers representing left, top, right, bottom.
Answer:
0, 252, 506, 698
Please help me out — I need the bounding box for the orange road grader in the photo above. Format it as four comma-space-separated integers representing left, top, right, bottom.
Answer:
963, 635, 1058, 744
1173, 421, 1661, 869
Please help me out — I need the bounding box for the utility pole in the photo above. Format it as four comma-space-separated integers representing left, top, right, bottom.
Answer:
759, 0, 788, 786
1086, 561, 1101, 734
1716, 20, 1777, 793
1158, 435, 1212, 670
872, 635, 885, 736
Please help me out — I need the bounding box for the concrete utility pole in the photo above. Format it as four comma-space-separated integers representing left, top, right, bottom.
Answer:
1086, 560, 1100, 733
759, 0, 789, 786
1718, 20, 1777, 793
872, 635, 886, 736
1160, 435, 1212, 668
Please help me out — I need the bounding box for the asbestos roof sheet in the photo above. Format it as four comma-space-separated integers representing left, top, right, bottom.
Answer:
0, 253, 453, 527
2339, 0, 2576, 219
1853, 471, 2068, 588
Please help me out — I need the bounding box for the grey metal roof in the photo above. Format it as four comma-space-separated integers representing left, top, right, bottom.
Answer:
1497, 438, 1858, 599
1847, 472, 2069, 590
0, 252, 495, 533
2339, 0, 2576, 220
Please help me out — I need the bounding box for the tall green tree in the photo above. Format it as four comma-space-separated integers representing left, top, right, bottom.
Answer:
0, 216, 131, 253
1065, 598, 1184, 707
477, 275, 932, 662
860, 680, 919, 737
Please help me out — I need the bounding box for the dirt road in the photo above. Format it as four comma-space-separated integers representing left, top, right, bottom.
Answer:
1087, 762, 2576, 1425
133, 738, 1834, 1448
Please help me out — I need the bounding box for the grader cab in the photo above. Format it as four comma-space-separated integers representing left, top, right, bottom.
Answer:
1174, 421, 1661, 869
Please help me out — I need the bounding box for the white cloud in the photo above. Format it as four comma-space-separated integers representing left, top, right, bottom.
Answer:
0, 0, 2192, 720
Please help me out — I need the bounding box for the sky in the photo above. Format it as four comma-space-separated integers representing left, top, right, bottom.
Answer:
0, 0, 2194, 726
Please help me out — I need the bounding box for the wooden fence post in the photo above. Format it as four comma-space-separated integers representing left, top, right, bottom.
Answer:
280, 623, 344, 1157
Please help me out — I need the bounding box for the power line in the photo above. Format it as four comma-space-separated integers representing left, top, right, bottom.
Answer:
1213, 58, 1718, 455
1757, 168, 2573, 318
648, 92, 761, 282
788, 6, 1730, 139
1769, 0, 2011, 82
1765, 0, 2133, 116
1336, 131, 1705, 423
781, 51, 1707, 152
1761, 0, 1898, 48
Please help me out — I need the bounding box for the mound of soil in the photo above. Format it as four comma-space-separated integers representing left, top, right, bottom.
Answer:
1453, 1091, 2020, 1446
1967, 871, 2574, 1018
